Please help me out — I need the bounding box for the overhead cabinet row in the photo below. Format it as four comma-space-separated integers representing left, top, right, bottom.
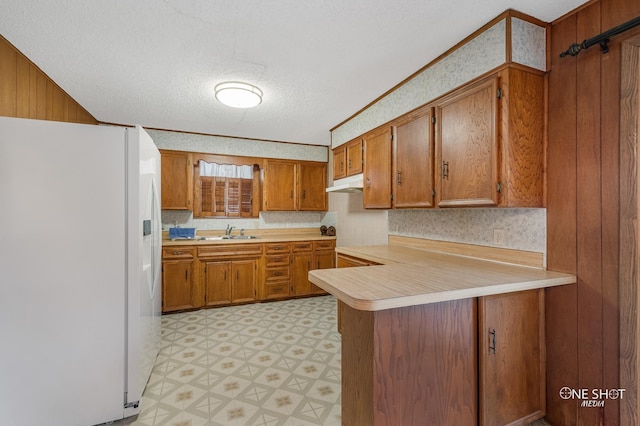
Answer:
160, 151, 328, 213
335, 66, 545, 209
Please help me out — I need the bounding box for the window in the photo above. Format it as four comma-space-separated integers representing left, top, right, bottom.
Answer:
194, 160, 260, 218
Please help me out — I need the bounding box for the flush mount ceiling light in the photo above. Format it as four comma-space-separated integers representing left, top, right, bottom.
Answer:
214, 81, 263, 108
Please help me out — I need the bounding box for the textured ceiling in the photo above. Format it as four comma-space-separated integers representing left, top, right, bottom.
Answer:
0, 0, 587, 146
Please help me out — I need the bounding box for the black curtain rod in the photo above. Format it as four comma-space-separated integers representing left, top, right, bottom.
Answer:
560, 15, 640, 57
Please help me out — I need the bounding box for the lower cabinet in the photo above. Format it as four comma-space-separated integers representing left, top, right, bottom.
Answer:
479, 289, 545, 426
291, 240, 336, 296
162, 247, 199, 313
201, 258, 258, 307
336, 252, 545, 426
261, 243, 292, 301
161, 238, 336, 313
198, 244, 262, 308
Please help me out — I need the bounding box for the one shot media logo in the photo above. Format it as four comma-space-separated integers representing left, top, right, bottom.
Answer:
559, 387, 626, 407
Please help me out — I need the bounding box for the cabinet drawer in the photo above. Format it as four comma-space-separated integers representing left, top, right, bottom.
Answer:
292, 241, 313, 252
198, 243, 263, 258
162, 247, 195, 260
263, 281, 290, 300
266, 255, 290, 267
265, 267, 290, 281
314, 240, 336, 251
265, 243, 291, 255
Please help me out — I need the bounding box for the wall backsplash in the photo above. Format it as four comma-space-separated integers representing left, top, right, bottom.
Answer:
388, 208, 546, 254
162, 210, 337, 232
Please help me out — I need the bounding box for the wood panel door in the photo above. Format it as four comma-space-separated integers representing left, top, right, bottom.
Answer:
231, 259, 257, 304
162, 259, 198, 312
312, 250, 334, 294
436, 76, 499, 207
393, 106, 434, 208
291, 252, 313, 296
202, 260, 232, 307
363, 126, 392, 208
161, 150, 194, 210
263, 160, 296, 211
298, 162, 327, 211
333, 145, 346, 180
346, 138, 363, 175
479, 289, 545, 426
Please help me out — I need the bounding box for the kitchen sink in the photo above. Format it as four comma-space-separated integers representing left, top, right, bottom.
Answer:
196, 235, 258, 240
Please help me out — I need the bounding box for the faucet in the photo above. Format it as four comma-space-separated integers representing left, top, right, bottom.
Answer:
225, 224, 235, 236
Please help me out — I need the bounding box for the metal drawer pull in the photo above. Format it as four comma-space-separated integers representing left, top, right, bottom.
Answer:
489, 328, 496, 354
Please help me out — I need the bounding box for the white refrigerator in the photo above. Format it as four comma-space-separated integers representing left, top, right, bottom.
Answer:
0, 117, 162, 426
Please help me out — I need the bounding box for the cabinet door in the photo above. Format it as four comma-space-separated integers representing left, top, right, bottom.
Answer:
160, 150, 193, 210
479, 289, 545, 426
202, 261, 232, 307
231, 259, 256, 304
263, 160, 296, 211
291, 252, 313, 296
333, 145, 346, 180
363, 127, 392, 208
436, 76, 499, 207
162, 260, 197, 312
393, 107, 434, 208
298, 162, 327, 211
346, 139, 363, 175
312, 251, 335, 294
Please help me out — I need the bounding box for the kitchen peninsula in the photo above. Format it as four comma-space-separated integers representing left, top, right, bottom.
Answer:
308, 237, 576, 426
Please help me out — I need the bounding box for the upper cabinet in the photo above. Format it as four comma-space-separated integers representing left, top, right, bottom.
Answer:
341, 65, 543, 210
298, 162, 327, 211
263, 159, 327, 211
392, 105, 434, 208
435, 67, 544, 208
363, 126, 393, 209
160, 150, 194, 210
332, 137, 363, 181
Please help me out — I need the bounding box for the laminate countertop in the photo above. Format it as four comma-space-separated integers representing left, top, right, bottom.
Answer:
162, 230, 336, 247
308, 244, 576, 311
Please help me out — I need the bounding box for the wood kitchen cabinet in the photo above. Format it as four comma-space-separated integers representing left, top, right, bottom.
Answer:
392, 105, 434, 208
198, 244, 262, 307
162, 247, 199, 313
201, 259, 257, 306
160, 150, 194, 210
333, 145, 347, 180
479, 289, 545, 425
435, 67, 544, 207
263, 159, 327, 211
261, 243, 291, 300
298, 162, 327, 211
263, 159, 296, 211
291, 240, 335, 296
333, 138, 363, 181
363, 126, 393, 208
333, 251, 546, 425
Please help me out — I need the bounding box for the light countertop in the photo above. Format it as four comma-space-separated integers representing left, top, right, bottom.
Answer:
162, 229, 336, 247
308, 244, 576, 311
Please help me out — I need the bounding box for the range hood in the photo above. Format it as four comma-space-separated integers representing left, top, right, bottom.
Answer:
326, 174, 363, 193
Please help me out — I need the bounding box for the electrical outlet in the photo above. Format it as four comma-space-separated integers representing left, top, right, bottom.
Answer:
493, 228, 506, 246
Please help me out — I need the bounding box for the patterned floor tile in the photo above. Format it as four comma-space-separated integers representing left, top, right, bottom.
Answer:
130, 296, 341, 426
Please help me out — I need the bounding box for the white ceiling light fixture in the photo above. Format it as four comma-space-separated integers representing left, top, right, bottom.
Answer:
215, 81, 263, 108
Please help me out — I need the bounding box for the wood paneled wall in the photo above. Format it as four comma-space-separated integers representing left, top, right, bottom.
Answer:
546, 0, 640, 424
0, 35, 96, 124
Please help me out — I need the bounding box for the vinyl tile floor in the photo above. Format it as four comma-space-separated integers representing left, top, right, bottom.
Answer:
130, 296, 342, 426
125, 295, 552, 426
